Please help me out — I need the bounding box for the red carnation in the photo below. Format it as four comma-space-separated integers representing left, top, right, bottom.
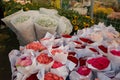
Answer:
89, 48, 99, 54
110, 50, 120, 56
26, 73, 38, 80
52, 45, 60, 49
67, 56, 78, 66
75, 45, 86, 49
87, 57, 110, 70
52, 61, 63, 68
62, 34, 72, 38
79, 37, 94, 44
73, 41, 82, 44
98, 45, 108, 53
79, 57, 87, 66
77, 66, 91, 76
36, 53, 53, 64
68, 52, 76, 56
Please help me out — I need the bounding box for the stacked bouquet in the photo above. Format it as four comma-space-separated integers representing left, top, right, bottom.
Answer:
2, 8, 73, 45
9, 23, 120, 80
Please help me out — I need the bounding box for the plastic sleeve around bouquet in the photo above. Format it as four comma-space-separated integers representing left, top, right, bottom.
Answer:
57, 16, 73, 34
15, 55, 38, 80
88, 31, 103, 42
34, 14, 58, 40
97, 70, 116, 80
69, 70, 92, 80
50, 46, 68, 64
8, 50, 20, 73
1, 9, 24, 33
107, 46, 120, 70
50, 61, 69, 79
10, 13, 36, 46
97, 44, 108, 56
24, 10, 40, 19
75, 48, 95, 58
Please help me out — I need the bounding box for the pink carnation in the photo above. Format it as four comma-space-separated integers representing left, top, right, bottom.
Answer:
26, 41, 46, 51
87, 57, 110, 70
51, 49, 63, 55
77, 66, 91, 76
44, 72, 64, 80
16, 56, 32, 67
52, 61, 63, 68
36, 53, 53, 64
110, 50, 120, 56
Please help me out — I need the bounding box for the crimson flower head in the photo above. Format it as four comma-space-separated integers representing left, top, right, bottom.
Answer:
87, 57, 110, 70
77, 66, 91, 76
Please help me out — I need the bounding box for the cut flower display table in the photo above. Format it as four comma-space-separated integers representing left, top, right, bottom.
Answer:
8, 23, 120, 80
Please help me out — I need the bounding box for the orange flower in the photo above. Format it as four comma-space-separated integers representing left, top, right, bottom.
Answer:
51, 49, 63, 55
26, 41, 46, 51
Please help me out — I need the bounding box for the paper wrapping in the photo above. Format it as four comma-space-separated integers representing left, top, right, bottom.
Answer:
51, 66, 69, 79
10, 13, 36, 45
69, 71, 92, 80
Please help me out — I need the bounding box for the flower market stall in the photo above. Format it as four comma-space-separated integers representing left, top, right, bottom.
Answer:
0, 0, 120, 80
8, 23, 120, 80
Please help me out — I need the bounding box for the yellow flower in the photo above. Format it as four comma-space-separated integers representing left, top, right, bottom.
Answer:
55, 0, 61, 9
74, 25, 79, 31
72, 20, 77, 25
94, 7, 114, 15
85, 16, 90, 19
74, 16, 78, 20
25, 8, 29, 11
83, 22, 89, 28
4, 12, 7, 16
51, 0, 61, 9
91, 20, 94, 24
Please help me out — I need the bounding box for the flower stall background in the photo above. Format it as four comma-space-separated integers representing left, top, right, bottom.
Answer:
0, 0, 120, 80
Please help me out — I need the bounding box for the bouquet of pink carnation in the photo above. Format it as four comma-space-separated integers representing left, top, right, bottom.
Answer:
36, 52, 54, 72
15, 55, 38, 80
26, 41, 46, 52
44, 72, 64, 80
